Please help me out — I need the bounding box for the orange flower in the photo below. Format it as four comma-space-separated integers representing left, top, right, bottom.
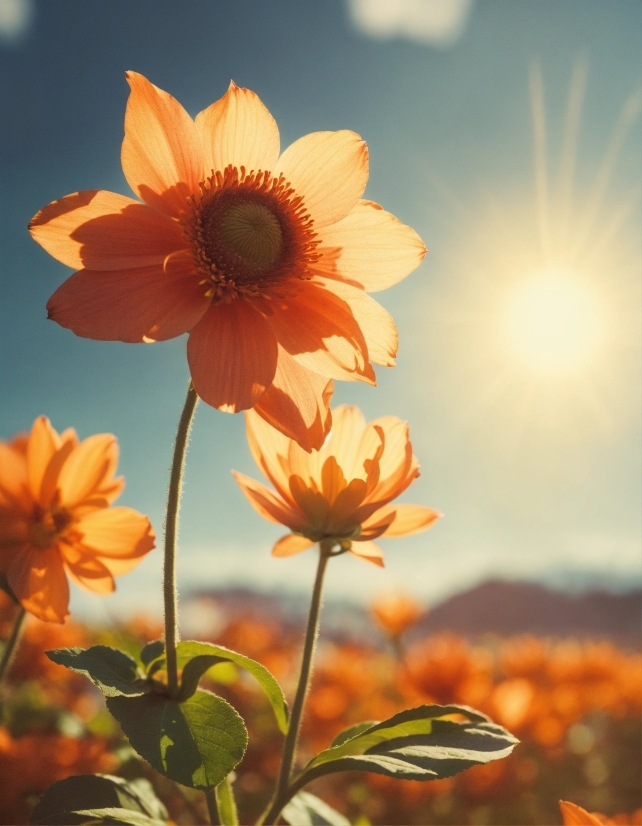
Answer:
233, 405, 441, 566
371, 592, 424, 637
29, 73, 426, 451
0, 417, 155, 623
560, 801, 610, 825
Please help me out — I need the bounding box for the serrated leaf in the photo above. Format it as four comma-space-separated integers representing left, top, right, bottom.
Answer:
149, 640, 288, 734
107, 689, 247, 790
46, 647, 148, 698
329, 721, 377, 749
282, 792, 350, 826
29, 774, 168, 825
293, 705, 518, 787
70, 809, 166, 826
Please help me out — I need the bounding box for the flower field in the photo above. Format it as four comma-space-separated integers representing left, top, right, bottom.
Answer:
1, 590, 639, 826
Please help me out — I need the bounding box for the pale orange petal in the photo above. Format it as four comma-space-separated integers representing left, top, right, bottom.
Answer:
188, 299, 278, 412
245, 407, 293, 501
288, 475, 330, 532
259, 282, 375, 384
121, 72, 203, 218
38, 429, 78, 509
349, 540, 385, 568
63, 549, 116, 595
57, 435, 119, 511
274, 131, 368, 228
365, 417, 418, 505
196, 82, 280, 176
315, 277, 398, 367
7, 546, 70, 623
271, 534, 315, 558
232, 471, 306, 532
0, 443, 31, 511
367, 504, 442, 538
26, 416, 61, 505
46, 256, 210, 343
321, 405, 367, 481
252, 348, 333, 453
74, 507, 155, 560
314, 200, 426, 291
29, 190, 185, 271
559, 801, 606, 826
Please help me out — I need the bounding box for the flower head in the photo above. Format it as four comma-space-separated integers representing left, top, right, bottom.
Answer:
29, 73, 426, 451
233, 405, 441, 566
0, 417, 155, 623
371, 592, 424, 637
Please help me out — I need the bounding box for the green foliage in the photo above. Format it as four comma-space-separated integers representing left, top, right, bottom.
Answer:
281, 792, 350, 826
215, 774, 240, 826
107, 689, 247, 790
294, 705, 518, 787
29, 773, 168, 825
46, 647, 148, 698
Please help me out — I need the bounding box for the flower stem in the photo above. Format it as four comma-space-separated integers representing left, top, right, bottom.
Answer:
264, 542, 331, 824
204, 787, 220, 825
0, 606, 26, 686
215, 774, 239, 825
164, 380, 198, 697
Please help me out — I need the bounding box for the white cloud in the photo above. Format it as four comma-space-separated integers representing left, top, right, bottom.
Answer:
0, 0, 33, 43
347, 0, 475, 47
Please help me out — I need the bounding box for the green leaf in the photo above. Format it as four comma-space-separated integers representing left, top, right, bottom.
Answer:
215, 774, 239, 826
29, 774, 168, 825
107, 689, 247, 790
149, 640, 288, 734
330, 722, 377, 749
140, 641, 165, 673
282, 792, 350, 826
68, 809, 166, 826
294, 705, 518, 786
46, 647, 148, 698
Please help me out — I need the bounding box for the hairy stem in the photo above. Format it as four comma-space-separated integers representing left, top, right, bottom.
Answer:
204, 787, 220, 825
264, 543, 331, 824
215, 774, 239, 825
164, 380, 198, 697
0, 606, 26, 685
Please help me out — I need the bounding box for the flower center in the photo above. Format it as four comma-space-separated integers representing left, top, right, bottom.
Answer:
218, 202, 283, 267
181, 165, 320, 303
29, 503, 72, 550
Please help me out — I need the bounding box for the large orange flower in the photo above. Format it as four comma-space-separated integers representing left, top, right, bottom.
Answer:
29, 73, 426, 451
0, 417, 155, 623
234, 405, 441, 566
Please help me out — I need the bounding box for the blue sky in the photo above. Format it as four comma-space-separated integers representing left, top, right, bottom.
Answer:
1, 0, 640, 619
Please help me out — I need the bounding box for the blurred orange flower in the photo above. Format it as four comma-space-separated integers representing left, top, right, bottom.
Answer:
29, 73, 426, 451
558, 800, 642, 825
234, 405, 441, 565
0, 417, 155, 623
371, 591, 424, 637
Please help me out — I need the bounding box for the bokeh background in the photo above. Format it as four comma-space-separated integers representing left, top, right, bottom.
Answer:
1, 0, 640, 619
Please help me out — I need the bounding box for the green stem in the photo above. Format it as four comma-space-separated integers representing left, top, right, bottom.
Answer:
264, 543, 331, 824
164, 380, 198, 697
0, 606, 26, 685
204, 787, 220, 825
215, 774, 239, 825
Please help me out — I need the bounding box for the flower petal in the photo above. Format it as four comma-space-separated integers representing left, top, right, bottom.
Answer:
74, 507, 155, 561
46, 256, 209, 343
321, 405, 367, 481
245, 407, 293, 500
63, 549, 116, 595
315, 200, 426, 291
364, 504, 442, 538
7, 546, 70, 623
29, 190, 185, 271
260, 282, 375, 384
365, 417, 418, 506
559, 802, 605, 826
252, 348, 333, 453
271, 534, 315, 558
314, 277, 398, 367
196, 82, 280, 177
26, 416, 61, 505
348, 540, 385, 568
121, 71, 203, 218
232, 471, 306, 532
274, 131, 368, 228
0, 443, 30, 510
56, 435, 119, 511
188, 299, 278, 412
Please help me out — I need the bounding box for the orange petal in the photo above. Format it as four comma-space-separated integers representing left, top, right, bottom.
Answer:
245, 407, 294, 501
39, 429, 78, 508
559, 801, 606, 826
196, 82, 280, 176
315, 200, 426, 291
29, 190, 185, 271
366, 504, 442, 538
288, 475, 330, 531
321, 405, 367, 480
232, 471, 306, 532
365, 416, 418, 505
188, 299, 278, 412
261, 282, 375, 384
274, 131, 368, 228
46, 256, 210, 343
26, 416, 61, 505
349, 540, 385, 568
7, 546, 70, 623
121, 72, 203, 218
56, 434, 119, 511
63, 549, 116, 595
315, 277, 398, 367
253, 348, 333, 453
271, 534, 315, 558
0, 441, 31, 511
356, 509, 397, 540
74, 507, 155, 560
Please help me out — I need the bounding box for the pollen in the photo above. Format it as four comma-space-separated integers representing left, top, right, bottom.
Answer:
219, 202, 283, 267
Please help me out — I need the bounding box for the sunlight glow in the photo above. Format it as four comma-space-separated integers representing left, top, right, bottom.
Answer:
505, 270, 604, 375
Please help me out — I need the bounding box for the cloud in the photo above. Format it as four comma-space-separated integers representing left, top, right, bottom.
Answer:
347, 0, 475, 47
0, 0, 34, 44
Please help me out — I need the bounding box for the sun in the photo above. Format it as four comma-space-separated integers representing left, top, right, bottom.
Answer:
504, 268, 605, 375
